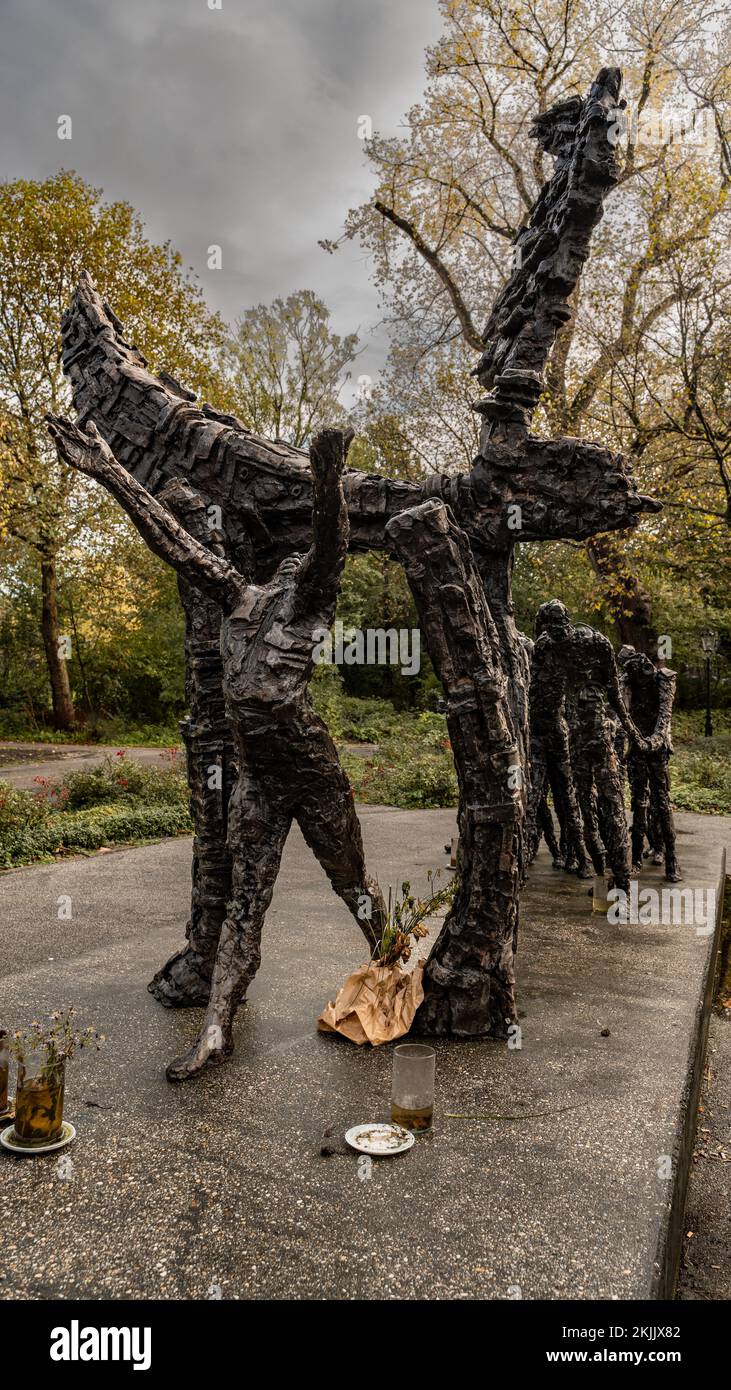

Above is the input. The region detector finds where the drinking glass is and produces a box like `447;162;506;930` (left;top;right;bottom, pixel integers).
391;1043;435;1133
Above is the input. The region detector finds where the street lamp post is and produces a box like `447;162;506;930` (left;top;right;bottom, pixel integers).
700;627;718;738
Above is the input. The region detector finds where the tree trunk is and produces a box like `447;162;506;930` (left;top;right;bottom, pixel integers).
39;549;75;731
387;500;522;1037
586;535;658;655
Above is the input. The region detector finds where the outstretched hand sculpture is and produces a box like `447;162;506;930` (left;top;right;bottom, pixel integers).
47;415;386;1079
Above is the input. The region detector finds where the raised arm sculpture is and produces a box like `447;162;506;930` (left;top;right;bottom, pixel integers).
54;63;663;1056
47;416;386;1078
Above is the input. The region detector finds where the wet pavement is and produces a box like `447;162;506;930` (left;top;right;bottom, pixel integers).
0;807;727;1300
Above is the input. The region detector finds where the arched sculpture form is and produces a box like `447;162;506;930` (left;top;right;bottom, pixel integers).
47;416;386;1078
54;64;662;1060
618;646;681;882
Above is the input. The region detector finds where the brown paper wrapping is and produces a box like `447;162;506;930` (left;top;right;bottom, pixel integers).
317;960;425;1045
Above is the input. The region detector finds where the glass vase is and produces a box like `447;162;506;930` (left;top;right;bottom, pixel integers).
14;1054;65;1146
0;1031;9;1117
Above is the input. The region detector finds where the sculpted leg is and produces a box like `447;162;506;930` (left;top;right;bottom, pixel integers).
166;774;291;1081
295;730;387;947
627;752;650;872
649;752;681;881
573;767;606;878
594;755;631;896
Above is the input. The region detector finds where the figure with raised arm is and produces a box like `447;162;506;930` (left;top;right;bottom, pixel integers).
47;416;386;1080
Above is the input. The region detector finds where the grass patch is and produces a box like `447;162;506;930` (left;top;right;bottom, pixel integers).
0;715;182;747
669;735;731;815
0;751;192;867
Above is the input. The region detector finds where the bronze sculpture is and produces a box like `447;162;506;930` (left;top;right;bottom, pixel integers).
46;416;386;1078
48;65;664;1067
618;646;681;882
532;602;651;897
526;601;591;879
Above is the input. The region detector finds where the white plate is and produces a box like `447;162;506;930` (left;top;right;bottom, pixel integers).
0;1121;76;1155
345;1122;415;1156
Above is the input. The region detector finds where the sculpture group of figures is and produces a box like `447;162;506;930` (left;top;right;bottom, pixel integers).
46;66;675;1079
525;600;680;896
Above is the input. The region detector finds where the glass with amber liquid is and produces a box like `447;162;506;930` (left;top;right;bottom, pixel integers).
391;1043;435;1133
0;1031;10;1117
14;1054;65;1145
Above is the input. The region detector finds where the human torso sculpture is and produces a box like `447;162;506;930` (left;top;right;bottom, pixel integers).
618;646;680;881
533;603;646;896
526;602;591;878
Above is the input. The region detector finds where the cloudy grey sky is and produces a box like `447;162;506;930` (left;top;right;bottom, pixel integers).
0;0;444;387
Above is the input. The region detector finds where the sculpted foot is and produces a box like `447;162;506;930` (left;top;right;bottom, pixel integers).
148;947;213;1009
166;1017;234;1082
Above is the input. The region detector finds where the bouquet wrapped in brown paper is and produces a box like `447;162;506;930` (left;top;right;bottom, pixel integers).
317;959;425;1046
317;872;453;1046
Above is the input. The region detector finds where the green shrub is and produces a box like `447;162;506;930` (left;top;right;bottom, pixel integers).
0;782;51;834
343;711;458;809
670;737;731;815
0;752;191;867
0;802;193;868
59;753;188;811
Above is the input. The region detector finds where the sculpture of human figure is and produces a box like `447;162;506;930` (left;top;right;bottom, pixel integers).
47;415;386;1080
617;645;681;882
526;602;591;878
535;602;647;898
147;479;238;1009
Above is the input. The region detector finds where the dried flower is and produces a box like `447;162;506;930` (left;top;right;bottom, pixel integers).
8;1007;104;1072
369;868;455;967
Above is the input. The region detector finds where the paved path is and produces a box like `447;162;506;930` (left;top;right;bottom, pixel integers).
0;740;376;789
0;742;174;788
0;809;728;1300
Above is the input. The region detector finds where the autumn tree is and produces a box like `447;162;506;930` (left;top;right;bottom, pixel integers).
0;171;227;728
336;0;731;652
220;289;358;447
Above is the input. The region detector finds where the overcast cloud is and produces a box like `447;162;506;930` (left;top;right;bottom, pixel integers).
0;0;444;388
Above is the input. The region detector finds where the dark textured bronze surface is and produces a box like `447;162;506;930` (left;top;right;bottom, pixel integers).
49;65;665;1060
619;646;681;881
47;418;385;1077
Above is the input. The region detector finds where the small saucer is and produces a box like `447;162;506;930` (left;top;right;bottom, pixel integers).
345;1122;415;1156
0;1121;76;1156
